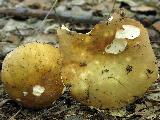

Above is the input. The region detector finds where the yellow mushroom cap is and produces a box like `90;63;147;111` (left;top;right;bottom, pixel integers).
57;12;158;109
1;42;64;109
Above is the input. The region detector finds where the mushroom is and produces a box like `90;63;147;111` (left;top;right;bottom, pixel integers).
1;42;64;109
57;12;158;109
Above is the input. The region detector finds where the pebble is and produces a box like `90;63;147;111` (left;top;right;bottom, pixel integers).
152;21;160;32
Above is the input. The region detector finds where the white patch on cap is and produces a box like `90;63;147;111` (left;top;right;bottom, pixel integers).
23;92;28;96
115;25;140;39
105;39;127;54
108;16;113;21
32;85;45;96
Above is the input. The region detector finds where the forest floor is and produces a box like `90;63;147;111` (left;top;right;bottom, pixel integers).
0;0;160;120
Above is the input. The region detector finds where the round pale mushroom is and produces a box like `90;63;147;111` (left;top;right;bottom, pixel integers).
57;12;158;109
1;42;64;109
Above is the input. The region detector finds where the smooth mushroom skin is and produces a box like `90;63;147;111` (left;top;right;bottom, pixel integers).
1;43;64;109
57;13;158;109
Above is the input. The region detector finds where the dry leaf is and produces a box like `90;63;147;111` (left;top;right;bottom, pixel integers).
147;93;160;102
2;19;32;32
131;5;155;12
71;0;85;6
22;33;58;46
11;0;52;9
117;0;138;7
56;6;93;20
109;108;127;117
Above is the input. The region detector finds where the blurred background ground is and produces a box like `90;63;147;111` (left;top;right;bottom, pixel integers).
0;0;160;120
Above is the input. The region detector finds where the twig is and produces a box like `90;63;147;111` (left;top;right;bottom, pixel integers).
147;89;160;93
0;7;102;24
53;106;78;115
33;105;78;120
104;0;117;20
38;0;58;30
15;27;24;41
8;108;22;120
111;0;116;13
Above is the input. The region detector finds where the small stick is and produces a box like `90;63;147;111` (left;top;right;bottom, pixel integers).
111;0;116;13
0;7;102;24
8;108;22;120
33;104;78;120
38;0;58;31
104;0;116;20
15;27;24;41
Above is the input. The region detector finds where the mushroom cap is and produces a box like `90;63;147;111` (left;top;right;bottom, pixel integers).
1;42;64;109
57;13;158;109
